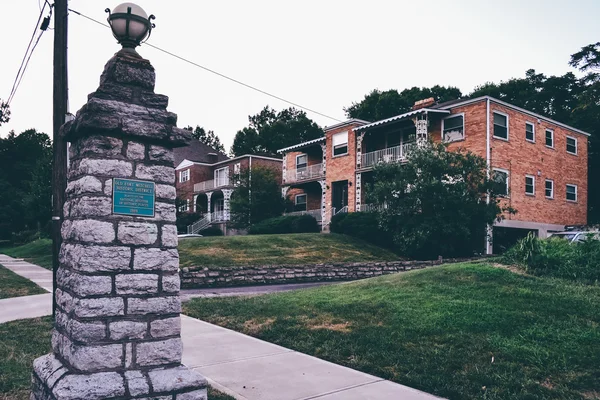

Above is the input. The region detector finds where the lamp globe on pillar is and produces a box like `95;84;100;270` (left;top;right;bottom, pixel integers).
106;3;155;52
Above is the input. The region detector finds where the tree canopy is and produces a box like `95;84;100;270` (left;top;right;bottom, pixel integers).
344;86;462;122
231;106;323;157
368;143;507;259
0;100;10;126
0;129;52;240
183;125;225;153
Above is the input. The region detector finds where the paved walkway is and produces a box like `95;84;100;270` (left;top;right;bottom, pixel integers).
0;254;53;292
181;282;336;301
0;254;442;400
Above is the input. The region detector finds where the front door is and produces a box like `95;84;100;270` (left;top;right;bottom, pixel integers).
332;180;348;213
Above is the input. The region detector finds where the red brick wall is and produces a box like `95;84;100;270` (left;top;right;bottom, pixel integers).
175;164;212;212
431;99;587;226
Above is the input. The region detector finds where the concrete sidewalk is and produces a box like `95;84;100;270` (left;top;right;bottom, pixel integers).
0;254;53;292
0;293;53;324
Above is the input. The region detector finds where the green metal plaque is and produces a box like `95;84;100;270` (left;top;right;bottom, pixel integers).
112;178;155;217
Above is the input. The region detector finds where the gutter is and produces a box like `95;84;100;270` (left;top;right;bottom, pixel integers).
486;98;492;255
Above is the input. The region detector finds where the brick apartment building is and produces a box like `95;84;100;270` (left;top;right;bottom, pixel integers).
278;96;589;253
174;140;282;234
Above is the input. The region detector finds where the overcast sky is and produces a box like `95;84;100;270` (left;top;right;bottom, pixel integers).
1;0;598;152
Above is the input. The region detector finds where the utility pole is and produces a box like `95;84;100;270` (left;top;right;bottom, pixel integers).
52;0;68;320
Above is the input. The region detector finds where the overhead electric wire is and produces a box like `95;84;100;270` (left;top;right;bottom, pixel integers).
10;30;48;105
7;1;49;105
68;8;343;123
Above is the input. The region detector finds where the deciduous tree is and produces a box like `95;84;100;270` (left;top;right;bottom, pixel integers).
183;125;225;153
0;100;10;126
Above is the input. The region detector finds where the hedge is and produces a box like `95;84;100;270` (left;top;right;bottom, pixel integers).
330;212;394;250
248;215;319;235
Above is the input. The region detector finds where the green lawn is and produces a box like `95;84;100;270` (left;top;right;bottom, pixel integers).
0;317;235;400
184;263;600;400
0;239;52;270
0;266;46;299
179;233;400;268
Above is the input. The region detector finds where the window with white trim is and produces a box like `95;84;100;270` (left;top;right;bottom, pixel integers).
525;122;535;142
545;129;554;148
442;114;464;142
566;184;577;202
295;194;307;211
525;175;535;196
179;169;190;183
492;169;509;197
545;179;554;199
178;199;189;212
296;154;308;169
332;131;348;156
215;167;229;187
493;112;509;140
566;136;577;155
234;163;241;174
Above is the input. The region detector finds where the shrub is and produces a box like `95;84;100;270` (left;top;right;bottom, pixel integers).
248;215;319;235
199;226;224;236
330;212;394;250
503;235;600;283
176;212;202;234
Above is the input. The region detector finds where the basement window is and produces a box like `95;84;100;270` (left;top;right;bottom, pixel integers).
332;131;348;156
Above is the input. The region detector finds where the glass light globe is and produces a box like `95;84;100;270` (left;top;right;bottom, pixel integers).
106;3;155;49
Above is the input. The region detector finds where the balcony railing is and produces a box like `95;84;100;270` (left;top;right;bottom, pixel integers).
194;177;232;193
361;143;416;168
286;163;324;183
286;209;322;222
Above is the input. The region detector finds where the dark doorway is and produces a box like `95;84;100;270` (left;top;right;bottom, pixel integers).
332;180;348;212
493;227;538;254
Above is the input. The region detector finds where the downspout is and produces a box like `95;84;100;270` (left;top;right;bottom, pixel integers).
486;98;492;255
249;156;252;227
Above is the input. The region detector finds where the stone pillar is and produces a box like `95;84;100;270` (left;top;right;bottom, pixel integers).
222;189;233;221
31;51;207;400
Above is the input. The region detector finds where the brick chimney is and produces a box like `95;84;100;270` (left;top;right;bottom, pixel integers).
412;97;436;111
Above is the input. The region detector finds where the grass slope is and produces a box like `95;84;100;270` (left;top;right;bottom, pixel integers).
184;263;600;400
0;318;235;400
0;266;46;300
179;233;399;268
0;239;52;270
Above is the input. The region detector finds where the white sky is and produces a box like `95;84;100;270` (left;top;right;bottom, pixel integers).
1;0;598;152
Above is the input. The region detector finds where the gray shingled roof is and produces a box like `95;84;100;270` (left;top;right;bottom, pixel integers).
174;140;229;166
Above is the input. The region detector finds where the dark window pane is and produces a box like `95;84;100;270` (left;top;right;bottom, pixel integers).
494;125;508;139
545;180;553;198
494;113;507;127
567;137;577;154
333;145;347;156
492;170;508;196
444;115;464;131
545;130;553;147
525;176;534;194
526;123;534;141
566;185;577;201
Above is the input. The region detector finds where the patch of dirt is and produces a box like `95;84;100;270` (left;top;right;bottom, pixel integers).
540;379;555;390
301;315;352;333
491;262;527;275
243;318;275;335
581;391;600;400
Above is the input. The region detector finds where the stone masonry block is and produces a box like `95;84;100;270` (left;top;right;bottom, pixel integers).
125;370;150;397
56;268;112;297
53;371;125;399
149;145;174;163
148;366;206;393
153;202;177;222
53;331;123;372
127;296;181;315
135;338;182;366
61;219;115;244
140;91;168;108
60;243;131;273
133;248;178;271
127;142;145;160
125;343;133;368
155;184;176;200
117;222;158;245
162;273;180;293
177;389;208;400
115;273;159;295
71;159;133;178
109;321;147;340
74;136;123;158
135;165;175;184
32;354;68;391
104;179;112;196
68;319;107;343
74;297;125;318
150;317;180;338
161;224;178;248
66;196;112;218
65;176;103;196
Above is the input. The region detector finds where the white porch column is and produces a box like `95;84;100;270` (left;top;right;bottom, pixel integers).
281;185;290;199
318;180;327;229
206;191;213;222
320;143;327;176
282;154;287;184
416;115;428;147
222;189;233;221
355;172;362;211
356;132;366;169
193;194;198;213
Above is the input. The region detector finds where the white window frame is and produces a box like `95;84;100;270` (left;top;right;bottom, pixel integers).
525;175;535;196
296;153;308;169
566;184;578;202
332;131;349;157
493;111;509;141
234;163;241;174
492;168;510;197
179;169;190;183
545;179;554;199
179;199;189;212
214;166;229;187
525;121;535;143
545;129;554;149
441;113;465;143
566;136;578;155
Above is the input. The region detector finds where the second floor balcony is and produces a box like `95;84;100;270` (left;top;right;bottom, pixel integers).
285;163;325;184
194;177;232;193
361;142;416;169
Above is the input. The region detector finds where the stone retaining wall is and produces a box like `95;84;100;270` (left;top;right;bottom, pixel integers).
181;257;480;288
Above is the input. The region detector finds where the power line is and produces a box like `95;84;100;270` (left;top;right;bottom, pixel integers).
68;8;343;123
9;30;48;105
7;2;49;105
